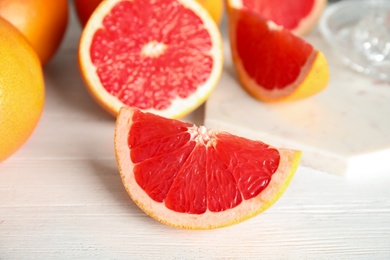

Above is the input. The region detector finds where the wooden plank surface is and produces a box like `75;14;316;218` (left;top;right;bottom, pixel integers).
1;2;390;259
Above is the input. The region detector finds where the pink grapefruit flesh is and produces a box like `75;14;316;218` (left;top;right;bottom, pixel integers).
79;0;223;118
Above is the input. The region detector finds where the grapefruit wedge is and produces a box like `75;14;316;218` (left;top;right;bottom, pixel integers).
227;0;327;36
115;107;301;229
78;0;223;118
227;7;329;102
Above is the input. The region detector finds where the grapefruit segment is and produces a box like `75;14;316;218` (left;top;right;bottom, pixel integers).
115;107;301;229
228;7;329;102
79;0;223;118
227;0;327;36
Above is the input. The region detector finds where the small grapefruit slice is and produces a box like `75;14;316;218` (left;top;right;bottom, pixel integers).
79;0;223;118
227;7;329;102
115;107;301;229
227;0;327;36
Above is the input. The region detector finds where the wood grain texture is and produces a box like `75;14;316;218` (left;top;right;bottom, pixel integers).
1;2;390;259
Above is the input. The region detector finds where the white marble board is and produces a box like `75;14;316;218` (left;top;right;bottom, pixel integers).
204;20;390;178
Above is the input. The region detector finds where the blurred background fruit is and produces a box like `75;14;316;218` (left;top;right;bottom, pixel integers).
0;0;69;66
196;0;224;24
0;17;45;162
226;0;327;36
74;0;224;26
74;0;101;26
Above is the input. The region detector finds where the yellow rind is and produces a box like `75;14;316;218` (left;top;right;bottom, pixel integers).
281;51;329;101
197;0;224;25
258;51;330;102
0;17;45;162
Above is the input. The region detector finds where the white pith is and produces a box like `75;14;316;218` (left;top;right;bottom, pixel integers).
267;20;283;31
188;125;216;146
227;0;243;8
141;40;167;58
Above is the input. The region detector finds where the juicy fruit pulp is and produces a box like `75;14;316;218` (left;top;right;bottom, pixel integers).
115;107;301;229
130;111;280;214
91;1;213;110
79;0;222;118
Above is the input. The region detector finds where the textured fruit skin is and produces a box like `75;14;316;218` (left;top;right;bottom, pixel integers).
0;0;69;65
74;0;223;25
0;17;45;162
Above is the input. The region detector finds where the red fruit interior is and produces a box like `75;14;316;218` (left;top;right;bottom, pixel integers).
90;0;213;110
234;10;314;90
74;0;102;26
242;0;314;30
129;110;281;214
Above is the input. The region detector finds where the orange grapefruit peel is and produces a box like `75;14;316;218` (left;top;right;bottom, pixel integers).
0;17;45;162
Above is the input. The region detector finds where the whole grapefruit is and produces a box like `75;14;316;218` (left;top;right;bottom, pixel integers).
0;0;69;65
0;17;45;162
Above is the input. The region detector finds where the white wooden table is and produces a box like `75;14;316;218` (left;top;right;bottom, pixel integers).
1;3;390;259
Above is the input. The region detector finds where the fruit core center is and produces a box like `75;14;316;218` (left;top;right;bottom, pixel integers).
141;40;167;58
266;20;283;31
190;125;215;145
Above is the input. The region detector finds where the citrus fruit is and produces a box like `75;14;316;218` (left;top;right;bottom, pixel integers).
0;0;69;65
0;17;45;162
115;107;301;229
227;7;329;102
74;0;224;26
74;0;102;26
193;0;224;24
79;0;223;118
227;0;327;36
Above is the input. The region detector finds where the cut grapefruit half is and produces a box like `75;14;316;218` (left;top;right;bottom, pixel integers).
227;0;327;36
78;0;223;118
227;7;329;102
115;107;301;229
